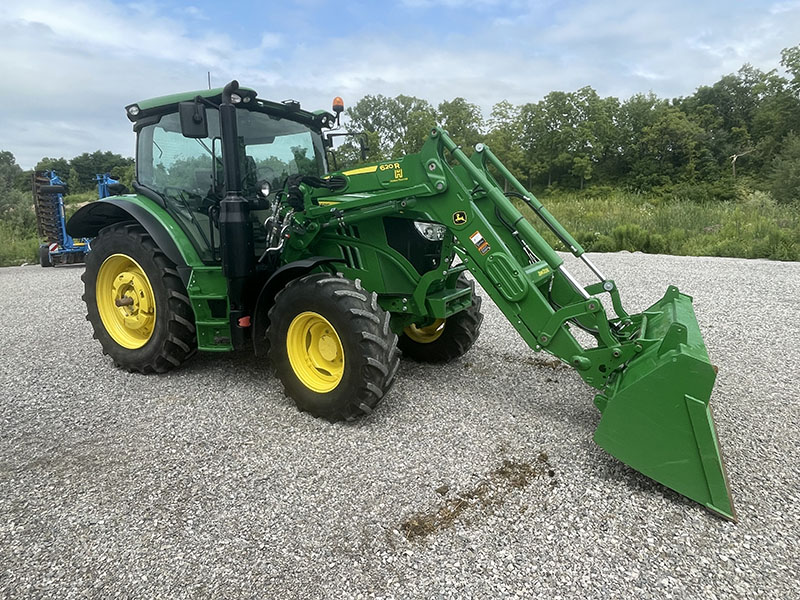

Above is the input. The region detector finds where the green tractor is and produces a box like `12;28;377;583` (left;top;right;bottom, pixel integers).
68;81;736;520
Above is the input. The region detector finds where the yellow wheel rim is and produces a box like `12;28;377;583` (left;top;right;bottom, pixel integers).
404;319;446;344
96;254;156;349
286;312;345;393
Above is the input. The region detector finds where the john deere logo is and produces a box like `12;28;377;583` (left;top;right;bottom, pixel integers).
453;211;467;225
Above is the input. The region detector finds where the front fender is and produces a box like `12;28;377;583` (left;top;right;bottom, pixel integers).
67;195;203;273
251;257;342;354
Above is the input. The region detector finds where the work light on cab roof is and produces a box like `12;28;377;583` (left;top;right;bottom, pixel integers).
328;96;344;127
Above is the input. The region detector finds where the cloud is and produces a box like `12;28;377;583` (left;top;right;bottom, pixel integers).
0;0;284;167
184;6;209;20
770;0;800;14
481;0;800;97
400;0;511;7
275;0;800;106
0;0;798;168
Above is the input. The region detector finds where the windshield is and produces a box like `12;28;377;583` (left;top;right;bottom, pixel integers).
236;109;325;192
136;106;326;260
137;108;325;196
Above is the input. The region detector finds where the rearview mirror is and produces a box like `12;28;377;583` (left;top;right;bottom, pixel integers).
179;101;208;138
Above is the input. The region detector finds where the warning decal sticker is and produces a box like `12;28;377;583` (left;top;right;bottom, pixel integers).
469;230;491;255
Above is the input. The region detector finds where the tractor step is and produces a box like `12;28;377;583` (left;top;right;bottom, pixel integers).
186;267;233;351
195;319;234;351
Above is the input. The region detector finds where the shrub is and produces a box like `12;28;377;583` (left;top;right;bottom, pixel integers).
0;221;38;266
0;187;36;232
63;191;96;206
770;133;800;204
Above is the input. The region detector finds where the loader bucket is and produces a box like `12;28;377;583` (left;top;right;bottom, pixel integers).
593;286;736;521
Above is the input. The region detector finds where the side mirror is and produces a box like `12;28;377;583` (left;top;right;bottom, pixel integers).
359;134;369;161
179;100;208;138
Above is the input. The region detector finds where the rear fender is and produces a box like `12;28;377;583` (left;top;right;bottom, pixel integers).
67;196;201;284
251;257;342;354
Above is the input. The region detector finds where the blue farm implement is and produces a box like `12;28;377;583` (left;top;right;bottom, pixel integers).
95;173;120;200
33;171;119;267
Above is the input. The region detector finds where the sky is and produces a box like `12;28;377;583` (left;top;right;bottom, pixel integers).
1;0;798;169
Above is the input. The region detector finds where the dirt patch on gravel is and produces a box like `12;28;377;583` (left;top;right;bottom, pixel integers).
400;453;556;540
464;353;569;376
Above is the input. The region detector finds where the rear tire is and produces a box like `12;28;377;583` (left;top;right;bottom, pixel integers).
267;273;400;422
398;274;483;363
39;245;52;268
82;222;197;373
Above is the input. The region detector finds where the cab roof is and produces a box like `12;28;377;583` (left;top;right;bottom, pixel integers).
125;86;335;129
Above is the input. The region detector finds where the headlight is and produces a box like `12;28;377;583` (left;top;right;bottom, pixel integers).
258;180;271;197
127;105;140;116
413;221;447;241
230;93;242;104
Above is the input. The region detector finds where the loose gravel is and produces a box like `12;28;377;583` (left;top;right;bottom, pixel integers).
1;253;798;599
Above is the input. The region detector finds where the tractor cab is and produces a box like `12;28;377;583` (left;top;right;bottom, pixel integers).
128;86;333;261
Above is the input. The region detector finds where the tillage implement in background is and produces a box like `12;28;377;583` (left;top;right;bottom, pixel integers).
33;171;120;266
67;81;736;521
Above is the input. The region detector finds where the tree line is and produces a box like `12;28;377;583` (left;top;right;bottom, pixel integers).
2;150;134;195
338;45;800;204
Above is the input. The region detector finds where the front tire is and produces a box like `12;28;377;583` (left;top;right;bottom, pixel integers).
398;274;483;363
82;222;197;373
267;273;400;422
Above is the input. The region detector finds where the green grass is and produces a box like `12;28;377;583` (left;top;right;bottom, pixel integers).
0;222;39;266
63;191;97;207
1;188;798;267
515;189;800;261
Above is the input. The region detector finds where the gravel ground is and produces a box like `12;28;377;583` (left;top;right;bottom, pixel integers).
1;252;798;599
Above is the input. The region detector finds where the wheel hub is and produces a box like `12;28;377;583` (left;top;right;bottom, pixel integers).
317;332;339;362
111;270;154;331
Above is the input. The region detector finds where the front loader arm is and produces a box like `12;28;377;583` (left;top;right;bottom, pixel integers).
295;127;736;521
413;129;629;390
